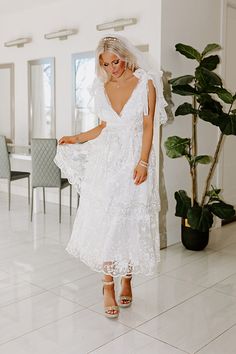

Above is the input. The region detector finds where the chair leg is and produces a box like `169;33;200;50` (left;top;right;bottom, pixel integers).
43;188;46;214
8;180;11;211
59;188;61;223
31;188;34;221
69;185;72;216
28;176;30;205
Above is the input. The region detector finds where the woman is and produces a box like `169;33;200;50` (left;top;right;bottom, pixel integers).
54;35;167;319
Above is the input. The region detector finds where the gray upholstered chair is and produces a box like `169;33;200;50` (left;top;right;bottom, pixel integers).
0;135;30;210
30;138;72;223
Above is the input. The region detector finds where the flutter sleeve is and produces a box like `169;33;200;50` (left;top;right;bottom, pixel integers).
146;70;168;126
134;68;168;126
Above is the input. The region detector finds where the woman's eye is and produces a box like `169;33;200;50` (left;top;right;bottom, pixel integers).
103;63;109;67
114;60;119;64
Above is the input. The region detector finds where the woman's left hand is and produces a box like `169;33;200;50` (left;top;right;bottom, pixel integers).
133;162;148;185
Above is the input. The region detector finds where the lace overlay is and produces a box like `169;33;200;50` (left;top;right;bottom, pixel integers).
54;68;167;277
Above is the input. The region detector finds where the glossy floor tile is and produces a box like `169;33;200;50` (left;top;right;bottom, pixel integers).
0;281;44;308
0;193;236;353
166;250;236;287
212;272;236;297
0;291;82;345
196;323;236;354
138;288;236;353
89;330;187;354
0;309;130;354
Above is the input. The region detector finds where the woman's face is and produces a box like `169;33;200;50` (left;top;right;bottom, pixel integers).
100;52;126;78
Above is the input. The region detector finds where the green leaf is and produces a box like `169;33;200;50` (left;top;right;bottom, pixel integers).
175;43;201;61
214;88;234;104
210;202;235;219
200;55;220;71
202;43;221;57
164;136;190;158
209;197;222;202
175;103;198;116
193;155;212;165
172;85;196;96
207;187;221;202
198;94;223;114
219;113;236;135
174;190;191;218
169;75;195;86
199;109;221;127
206;188;221;197
187;205;214;232
195;67;222;88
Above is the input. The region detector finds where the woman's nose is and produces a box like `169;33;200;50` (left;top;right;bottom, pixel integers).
109;66;115;74
106;65;112;72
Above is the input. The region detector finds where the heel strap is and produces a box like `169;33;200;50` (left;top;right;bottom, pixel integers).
102;280;114;285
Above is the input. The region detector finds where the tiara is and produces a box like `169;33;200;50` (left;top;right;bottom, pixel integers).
103;36;119;42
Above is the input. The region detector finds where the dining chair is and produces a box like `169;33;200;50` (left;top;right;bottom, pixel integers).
0;135;30;210
30;138;72;223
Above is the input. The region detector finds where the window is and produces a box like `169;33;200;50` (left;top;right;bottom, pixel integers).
28;58;55;143
72;52;97;134
0;63;15;142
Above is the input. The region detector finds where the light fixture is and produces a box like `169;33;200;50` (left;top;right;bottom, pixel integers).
96;18;137;32
4;37;32;48
44;28;78;40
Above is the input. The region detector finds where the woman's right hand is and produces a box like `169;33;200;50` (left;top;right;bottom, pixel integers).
58;135;78;145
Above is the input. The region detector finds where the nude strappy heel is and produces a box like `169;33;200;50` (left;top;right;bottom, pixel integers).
119;274;133;308
102;280;120;319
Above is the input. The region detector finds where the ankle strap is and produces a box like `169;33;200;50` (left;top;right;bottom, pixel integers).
102;280;114;285
123;274;132;279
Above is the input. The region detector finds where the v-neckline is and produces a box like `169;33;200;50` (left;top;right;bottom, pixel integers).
103;73;141;118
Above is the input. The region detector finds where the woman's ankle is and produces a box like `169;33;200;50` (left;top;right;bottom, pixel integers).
103;274;113;283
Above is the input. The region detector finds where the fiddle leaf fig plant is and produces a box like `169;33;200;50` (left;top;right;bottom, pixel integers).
165;43;236;232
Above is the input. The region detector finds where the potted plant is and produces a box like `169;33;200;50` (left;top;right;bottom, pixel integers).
164;43;236;251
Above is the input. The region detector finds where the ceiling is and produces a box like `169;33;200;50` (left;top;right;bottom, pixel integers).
0;0;62;14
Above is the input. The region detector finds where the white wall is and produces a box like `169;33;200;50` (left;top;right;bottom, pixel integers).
0;0;163;213
161;0;223;245
0;0;162;145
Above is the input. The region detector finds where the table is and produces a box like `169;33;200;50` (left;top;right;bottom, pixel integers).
7;144;31;160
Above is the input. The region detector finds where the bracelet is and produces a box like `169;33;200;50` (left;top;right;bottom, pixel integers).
139;160;149;168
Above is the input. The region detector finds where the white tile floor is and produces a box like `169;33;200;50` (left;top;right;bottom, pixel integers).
0;193;236;354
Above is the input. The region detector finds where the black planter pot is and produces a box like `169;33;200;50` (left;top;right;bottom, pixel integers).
181;218;209;251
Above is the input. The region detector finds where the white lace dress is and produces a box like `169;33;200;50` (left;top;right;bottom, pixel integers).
54;68;167;277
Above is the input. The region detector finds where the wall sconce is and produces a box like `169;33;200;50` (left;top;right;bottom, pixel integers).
44;29;78;40
4;37;32;48
96;18;137;31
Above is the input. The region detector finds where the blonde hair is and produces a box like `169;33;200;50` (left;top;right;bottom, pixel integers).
95;36;139;82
